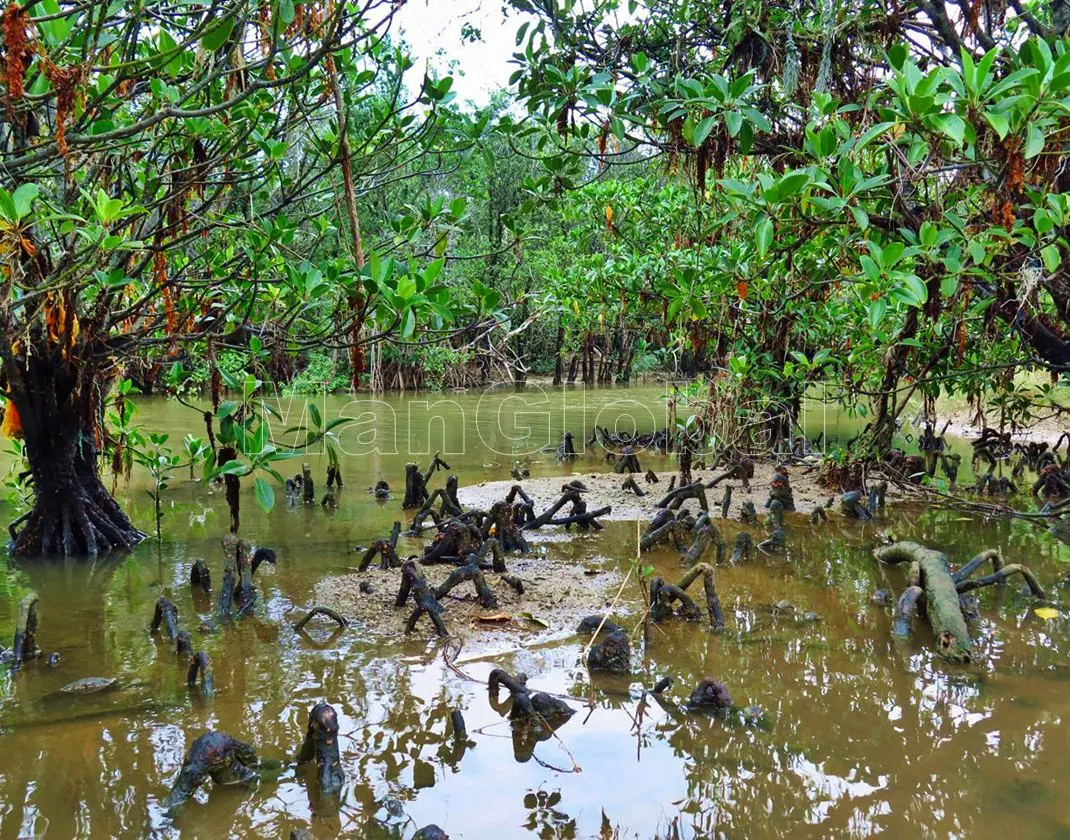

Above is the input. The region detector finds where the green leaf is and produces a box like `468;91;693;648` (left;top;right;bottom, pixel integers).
853;121;896;153
868;297;886;329
1041;244;1061;273
931;113;965;144
984;111;1010;140
898;275;928;307
1023;124;1045;159
254;477;275;512
308;402;323;429
693;116;716;146
777;171;809;199
860;255;880;281
755;217;773;259
12;184;39;219
850;205;869;230
201;15;235;51
724;111;742;139
217;400;240;420
401;307;416;338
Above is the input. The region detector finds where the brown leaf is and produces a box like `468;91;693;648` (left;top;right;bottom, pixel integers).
475;613;511;623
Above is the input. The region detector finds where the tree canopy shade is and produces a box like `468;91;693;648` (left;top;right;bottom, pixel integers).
0;0;484;557
505;0;1070;449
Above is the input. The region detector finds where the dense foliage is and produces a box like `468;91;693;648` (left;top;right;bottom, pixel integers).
3;0;1070;556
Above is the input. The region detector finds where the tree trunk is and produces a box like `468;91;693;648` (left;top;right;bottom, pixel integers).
552;326;564;386
7;359;143;558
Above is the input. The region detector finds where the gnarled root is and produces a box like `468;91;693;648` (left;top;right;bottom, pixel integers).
162;731;260;811
687;677;732;712
706;458;754;491
612;448;642;474
680;517;725;566
190;559;211;594
893;586;925;637
403;463;429;509
358;521;401;572
187;651;215;696
10;592;40;668
296;701;344;796
730;532;753;564
586;629;630;674
651;563;724;631
434;562;499;610
639;510;690;552
875;541;972;662
956;563;1047;600
485;500;529;553
151;597;179;641
488;668;574;722
655;480;709;512
292;606;349;632
521;486;610;531
397;560;448;637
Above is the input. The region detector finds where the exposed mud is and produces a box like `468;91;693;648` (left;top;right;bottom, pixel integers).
312;531;628;644
943;410;1068;446
457;462;865;521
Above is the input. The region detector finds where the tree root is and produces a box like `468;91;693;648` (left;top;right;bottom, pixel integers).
706;458;754;491
587;629;630;673
655;480;708;512
292;606;349;631
187;651;215;695
680;516;725;566
10;593;40;668
397;560;448;637
190;559;211;594
162;731;261;811
151;597;180;641
358;521;402;571
295;701;344;796
434;560;499;610
612;448;642;474
875;541;973;662
651;563;724;631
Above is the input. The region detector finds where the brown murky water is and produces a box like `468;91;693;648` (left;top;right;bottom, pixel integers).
0;386;1067;839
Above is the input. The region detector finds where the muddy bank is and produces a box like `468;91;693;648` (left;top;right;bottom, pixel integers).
312;530;627;643
943;408;1068;446
457;462;858;522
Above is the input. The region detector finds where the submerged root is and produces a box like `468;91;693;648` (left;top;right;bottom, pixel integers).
296;701;344;796
187;651;215;696
150;597;180;642
162;731;261;811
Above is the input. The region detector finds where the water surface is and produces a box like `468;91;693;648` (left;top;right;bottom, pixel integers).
0;387;1066;839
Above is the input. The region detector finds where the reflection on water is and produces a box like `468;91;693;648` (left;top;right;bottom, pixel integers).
0;387;1067;838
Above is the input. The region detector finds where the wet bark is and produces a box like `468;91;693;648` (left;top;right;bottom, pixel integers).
6;358;144;558
295;701;344;796
875;541;972;662
10;592;39;667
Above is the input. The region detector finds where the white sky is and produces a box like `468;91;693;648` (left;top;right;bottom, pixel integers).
393;1;528;106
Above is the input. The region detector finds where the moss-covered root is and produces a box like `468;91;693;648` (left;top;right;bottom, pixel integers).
875;541;972;662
